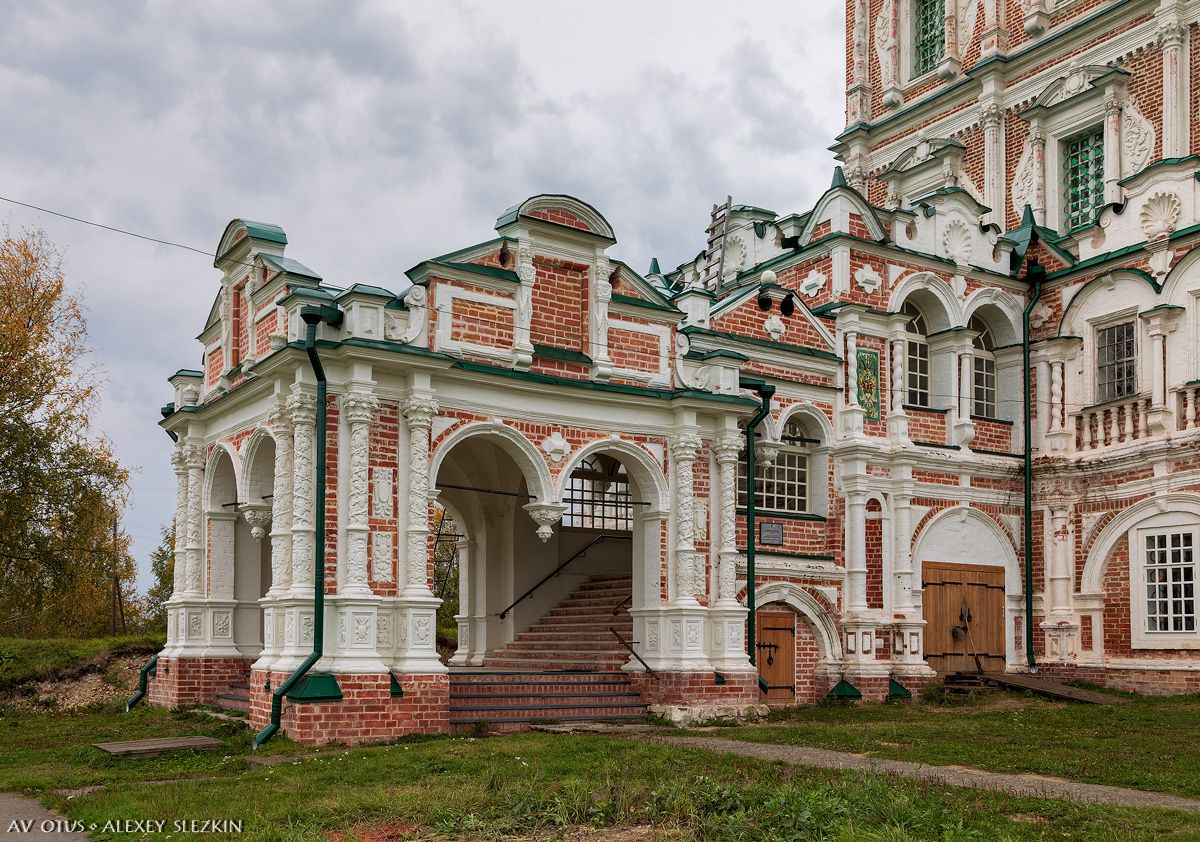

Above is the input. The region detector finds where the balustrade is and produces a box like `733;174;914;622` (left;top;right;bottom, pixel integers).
1072;395;1151;451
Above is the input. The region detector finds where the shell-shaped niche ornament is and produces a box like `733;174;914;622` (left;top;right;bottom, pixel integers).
1140;192;1182;242
942;219;973;267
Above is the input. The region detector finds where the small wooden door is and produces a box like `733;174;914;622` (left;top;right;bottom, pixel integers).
922;561;1006;675
756;610;796;702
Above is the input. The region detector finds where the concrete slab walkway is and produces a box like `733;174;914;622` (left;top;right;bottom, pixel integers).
648;735;1200;813
0;793;89;840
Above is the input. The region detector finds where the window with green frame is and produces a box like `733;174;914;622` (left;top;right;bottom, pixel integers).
1063;126;1105;230
913;0;945;77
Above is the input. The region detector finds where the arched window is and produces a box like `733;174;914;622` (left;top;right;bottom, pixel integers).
969;315;997;419
563;454;632;531
737;420;812;514
903;301;930;408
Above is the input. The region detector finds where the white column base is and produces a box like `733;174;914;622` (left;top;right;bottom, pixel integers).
252;599;287;672
630;605;713;672
1041;619;1080;663
841;618;880;666
191;600;242;659
889;618;929;672
382;593;448;675
707;602;755;673
269;597;318;673
320;596;389;674
449;614;488;667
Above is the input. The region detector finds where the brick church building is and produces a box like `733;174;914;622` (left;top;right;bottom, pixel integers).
147;0;1200;743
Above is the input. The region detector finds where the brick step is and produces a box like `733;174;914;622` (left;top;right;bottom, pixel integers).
450;703;647;719
450;670;629;684
500;640;631;654
450;713;647;732
486;658;629;671
451;681;634;695
546;605;633;618
215;691;249;713
451;693;642;709
515;631;630;643
517;622;633;634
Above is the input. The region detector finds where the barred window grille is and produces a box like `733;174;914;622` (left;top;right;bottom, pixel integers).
1096;321;1136;403
970;316;997;419
1145;532;1196;633
563;454;632;531
1063;126;1105;230
737;420;810;513
913;0;945;77
903;301;930;407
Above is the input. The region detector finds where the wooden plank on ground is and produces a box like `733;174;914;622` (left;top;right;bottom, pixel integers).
982;673;1131;705
93;736;223;758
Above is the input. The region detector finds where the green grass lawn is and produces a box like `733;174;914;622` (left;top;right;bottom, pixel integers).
2;704;1199;840
694;693;1200;798
0;636;162;690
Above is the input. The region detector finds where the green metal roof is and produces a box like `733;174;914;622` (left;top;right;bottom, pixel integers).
260;253;321;281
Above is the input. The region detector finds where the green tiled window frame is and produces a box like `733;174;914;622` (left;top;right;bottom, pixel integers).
913;0;945;77
1063;126;1105;230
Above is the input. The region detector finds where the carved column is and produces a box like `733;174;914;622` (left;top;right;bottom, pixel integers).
267;408;293;595
878;0;902;110
892;491;915;615
184;443;206;596
1103;94;1123;204
1041;506;1078;662
888;333;909;439
171;445;189;596
1029;125;1047;226
1159;19;1189;158
713;435;741;604
939;0;961;79
846;0;873;124
845;492;869;615
342;389;378;597
670;432;703;604
980;0;1008;55
288;390;317;595
403;394;438;595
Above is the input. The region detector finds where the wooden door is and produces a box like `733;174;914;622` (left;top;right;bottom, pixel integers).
756;610;796;702
922;561;1006;675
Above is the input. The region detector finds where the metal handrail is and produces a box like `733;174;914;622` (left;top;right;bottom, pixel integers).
609;627;656;678
497;533;631;619
610;593;632;616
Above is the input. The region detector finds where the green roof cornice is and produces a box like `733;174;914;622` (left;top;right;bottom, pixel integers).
171;369;203;379
260;253;321;281
1117;155;1200;187
681;325;840;362
406;259;520;285
610;292;681;314
533;344;592;365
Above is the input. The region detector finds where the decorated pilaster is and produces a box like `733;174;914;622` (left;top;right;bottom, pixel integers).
980;0;1008;55
938;0;961;80
1140;306;1182;434
342;389;378;597
887;314;909;439
1103;92;1124;205
386;391;446;675
980;102;1005;228
1041;507;1078;663
846;0;872;125
1158;13;1189;158
589;253;614;381
513;241;535;371
670;432;703;604
877;0;902;110
256;401;294;671
164;444;189;656
709;432;751;672
276;388;317;670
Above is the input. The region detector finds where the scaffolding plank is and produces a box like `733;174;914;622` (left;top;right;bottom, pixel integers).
982;673;1131;705
93;736;223;758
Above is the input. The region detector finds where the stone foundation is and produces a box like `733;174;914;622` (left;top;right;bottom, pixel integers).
248;670;450;745
1034;663;1200;696
147;655;252;708
629;670;762;724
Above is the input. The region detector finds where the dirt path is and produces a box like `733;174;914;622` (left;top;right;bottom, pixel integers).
647;735;1200;813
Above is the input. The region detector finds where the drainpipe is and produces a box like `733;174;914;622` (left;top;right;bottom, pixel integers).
1021;258;1045;673
254;304;343;748
739;378;775;670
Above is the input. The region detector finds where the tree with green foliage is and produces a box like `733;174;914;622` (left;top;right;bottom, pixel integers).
0;226;133;637
142;525;174;632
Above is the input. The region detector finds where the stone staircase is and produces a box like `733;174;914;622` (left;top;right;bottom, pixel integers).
215;678;250;715
484;573;635;671
449;573;647;730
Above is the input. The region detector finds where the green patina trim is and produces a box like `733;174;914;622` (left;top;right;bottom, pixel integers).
913;440;961;450
971;448;1023;459
429;236;517;265
171;369;203;379
533;344;593;365
259;253;321;281
828;679;862;700
411;260;521;285
698;348;750;362
732;203;778;217
1141;303;1185;314
888;678;912;700
286;673;343;703
608;259;678;309
904;403;950;414
389;673;404;698
1117;156;1200;187
970;414;1014;425
610;292;681;314
681;326;841;363
336;283;398;301
736;509;827;523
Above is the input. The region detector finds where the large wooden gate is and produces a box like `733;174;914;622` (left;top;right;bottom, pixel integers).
756;609;796;703
922;561;1006;675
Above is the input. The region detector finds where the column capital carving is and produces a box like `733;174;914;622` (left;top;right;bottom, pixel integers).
670;432;703;460
403;394;438;425
713;434;742;463
183;442;207;470
289;390;318;424
978;101;1003;129
171;444;188;473
1158;18;1187;49
342;390;379;425
240;505;272;540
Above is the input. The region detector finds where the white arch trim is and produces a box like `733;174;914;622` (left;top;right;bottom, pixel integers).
912;505;1021;594
204;442;240;511
239;427;279;503
963;287;1024;345
1158;243;1200;305
888;271;964;329
1080;493;1200;594
1060;270;1158;336
428;419;554;503
755;581;843;662
775;401;835;444
554;437;669;511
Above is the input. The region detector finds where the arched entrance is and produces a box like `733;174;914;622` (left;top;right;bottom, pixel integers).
430;426;665;671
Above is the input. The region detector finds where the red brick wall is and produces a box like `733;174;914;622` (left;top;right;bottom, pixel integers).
971;417;1013;452
450;298;514;348
528;208;592;233
368;400;400;596
148;656;252;708
531;257;587;351
1122;46;1164;162
608;325;661;373
866;498;884;610
907;407;948;445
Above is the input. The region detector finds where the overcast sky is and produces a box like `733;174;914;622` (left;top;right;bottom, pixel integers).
0;0;844;590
